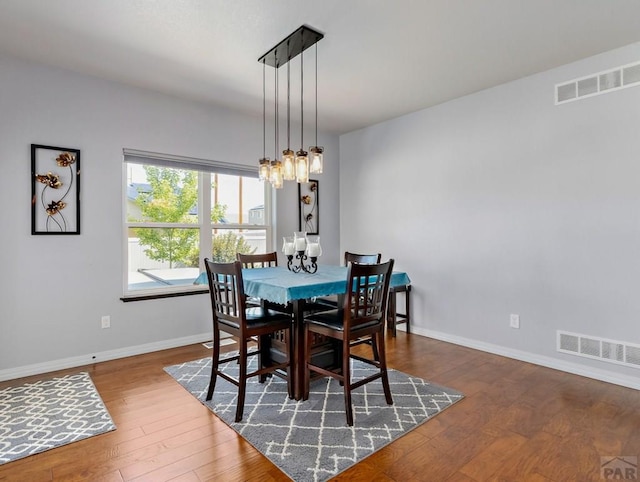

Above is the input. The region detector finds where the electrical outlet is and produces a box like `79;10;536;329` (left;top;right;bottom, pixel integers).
510;314;520;329
101;315;111;329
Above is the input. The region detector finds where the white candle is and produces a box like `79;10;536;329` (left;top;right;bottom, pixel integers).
307;244;320;257
295;237;307;252
282;236;295;255
284;242;295;256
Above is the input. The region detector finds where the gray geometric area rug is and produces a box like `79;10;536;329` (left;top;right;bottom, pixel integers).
0;372;116;465
165;356;464;482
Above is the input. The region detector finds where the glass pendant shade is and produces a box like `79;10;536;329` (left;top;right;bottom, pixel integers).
270;160;283;189
309;146;324;174
258;158;270;181
295;149;309;183
282;149;295;180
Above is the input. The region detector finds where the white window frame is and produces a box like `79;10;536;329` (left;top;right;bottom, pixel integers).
122;149;273;299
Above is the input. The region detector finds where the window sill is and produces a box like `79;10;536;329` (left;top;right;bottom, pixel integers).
120;288;208;302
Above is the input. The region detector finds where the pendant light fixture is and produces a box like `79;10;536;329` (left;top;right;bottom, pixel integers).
309;43;324;174
258;26;324;187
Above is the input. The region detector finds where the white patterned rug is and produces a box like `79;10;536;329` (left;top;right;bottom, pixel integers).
165;356;463;482
0;372;116;465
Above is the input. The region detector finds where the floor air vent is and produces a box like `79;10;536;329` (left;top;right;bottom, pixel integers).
202;339;236;349
557;331;640;369
555;60;640;105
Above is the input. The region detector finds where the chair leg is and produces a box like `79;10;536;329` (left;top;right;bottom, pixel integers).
206;329;220;401
235;340;248;422
405;286;411;334
388;286;411;336
376;331;393;406
342;340;354;426
370;332;380;361
388;290;397;337
303;327;311;401
258;334;269;383
286;326;294;400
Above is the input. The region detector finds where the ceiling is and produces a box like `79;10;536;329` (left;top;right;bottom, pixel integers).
2;0;640;135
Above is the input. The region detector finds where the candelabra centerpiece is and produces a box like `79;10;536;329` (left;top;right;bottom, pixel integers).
283;231;321;273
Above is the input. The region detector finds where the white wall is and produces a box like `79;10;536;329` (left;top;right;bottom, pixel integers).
0;54;340;378
340;42;640;387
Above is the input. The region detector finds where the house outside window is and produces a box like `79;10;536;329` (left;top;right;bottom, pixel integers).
123;149;271;298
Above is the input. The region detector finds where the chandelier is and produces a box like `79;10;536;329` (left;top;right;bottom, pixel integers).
258;26;324;189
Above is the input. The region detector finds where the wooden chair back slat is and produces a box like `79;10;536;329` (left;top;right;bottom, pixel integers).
344;251;381;266
237;252;278;268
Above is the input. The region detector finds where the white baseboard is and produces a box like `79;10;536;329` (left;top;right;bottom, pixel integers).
0;333;212;383
5;328;638;390
414;327;640;390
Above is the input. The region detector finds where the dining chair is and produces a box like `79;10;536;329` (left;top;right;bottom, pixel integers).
345;251;410;338
317;251;382;309
236;250;298;383
388;283;411;336
237;251;278;269
303;259;395;426
237;252;279;308
204;259;293;422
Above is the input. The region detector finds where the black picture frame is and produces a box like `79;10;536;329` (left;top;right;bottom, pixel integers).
298;179;319;234
31;144;81;235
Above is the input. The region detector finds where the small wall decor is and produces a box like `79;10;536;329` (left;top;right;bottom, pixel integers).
31;144;81;235
298;179;319;234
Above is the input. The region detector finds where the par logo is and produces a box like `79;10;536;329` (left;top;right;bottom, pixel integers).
601;456;637;480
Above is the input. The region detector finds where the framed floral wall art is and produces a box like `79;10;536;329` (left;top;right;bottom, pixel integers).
298;179;319;234
31;144;81;235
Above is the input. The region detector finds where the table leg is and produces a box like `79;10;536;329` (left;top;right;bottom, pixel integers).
291;299;306;400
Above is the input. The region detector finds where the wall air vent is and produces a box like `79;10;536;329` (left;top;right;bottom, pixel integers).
557;331;640;369
555;60;640;105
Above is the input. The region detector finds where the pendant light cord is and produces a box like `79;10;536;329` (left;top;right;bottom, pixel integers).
275;61;279;157
300;49;304;148
315;43;318;146
287;58;291;150
262;60;266;158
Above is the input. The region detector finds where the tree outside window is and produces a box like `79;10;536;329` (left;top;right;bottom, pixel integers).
131;166;255;268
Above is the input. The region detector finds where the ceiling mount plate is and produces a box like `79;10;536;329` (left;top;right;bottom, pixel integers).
258;25;324;68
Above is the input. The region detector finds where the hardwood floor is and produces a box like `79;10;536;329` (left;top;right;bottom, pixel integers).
1;333;638;481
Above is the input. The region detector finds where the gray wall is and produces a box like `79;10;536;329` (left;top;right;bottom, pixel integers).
0;53;340;378
340;42;640;387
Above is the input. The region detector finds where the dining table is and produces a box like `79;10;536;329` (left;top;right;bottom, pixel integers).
198;264;411;400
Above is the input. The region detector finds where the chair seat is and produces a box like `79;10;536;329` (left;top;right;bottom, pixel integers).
218;307;291;331
246;307;291;322
306;309;380;332
258;299;334;316
304;298;338;313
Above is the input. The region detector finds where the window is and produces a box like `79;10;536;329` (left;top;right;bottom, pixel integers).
123;150;271;298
